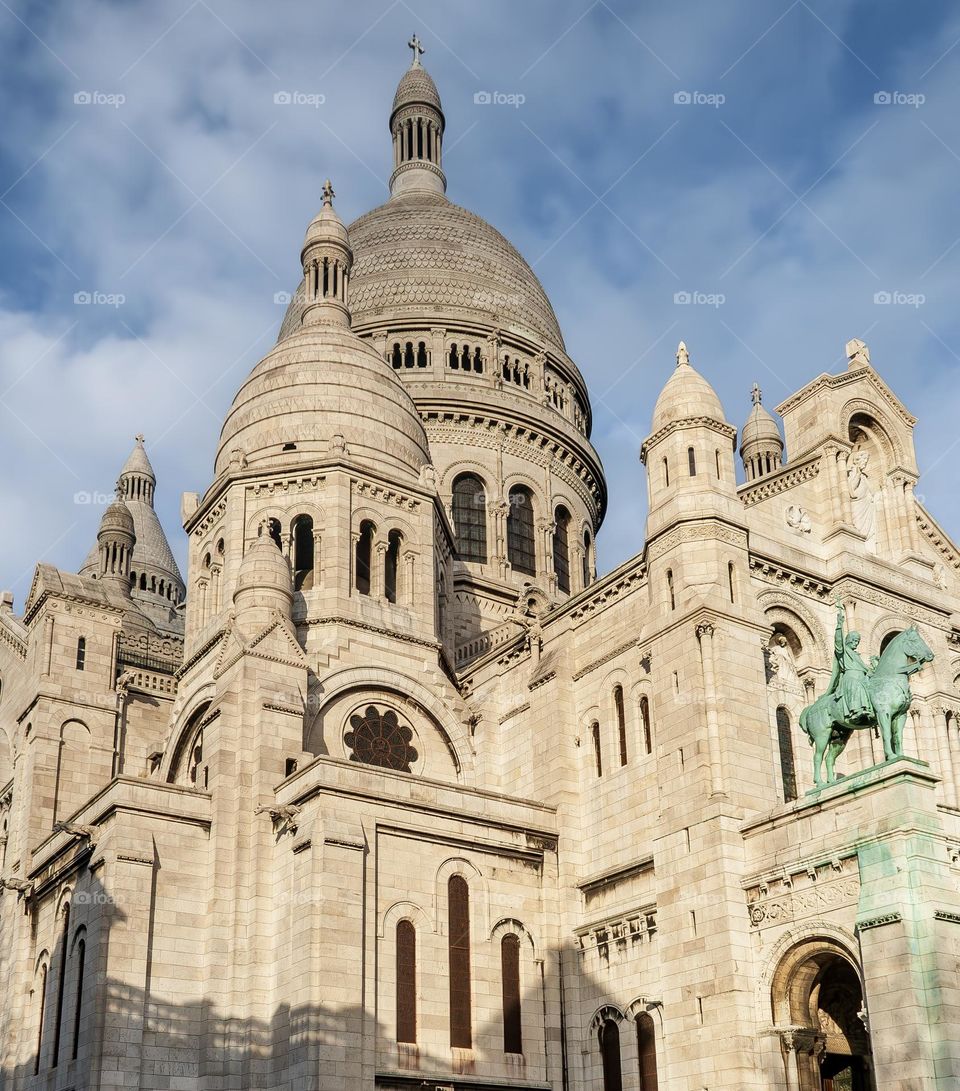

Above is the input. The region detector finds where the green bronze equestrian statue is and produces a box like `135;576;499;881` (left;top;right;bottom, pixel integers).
799;602;934;787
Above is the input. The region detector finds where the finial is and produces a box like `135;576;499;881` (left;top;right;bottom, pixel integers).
321;179;334;207
845;338;870;369
751;383;762;406
676;341;689;367
408;33;424;67
135;433;145;445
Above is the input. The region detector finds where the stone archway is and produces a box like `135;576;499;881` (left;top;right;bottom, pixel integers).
772;939;874;1091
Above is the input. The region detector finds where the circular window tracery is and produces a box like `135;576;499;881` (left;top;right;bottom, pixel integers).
344;705;418;772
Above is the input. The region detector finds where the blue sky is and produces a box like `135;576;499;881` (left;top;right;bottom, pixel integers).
0;0;958;601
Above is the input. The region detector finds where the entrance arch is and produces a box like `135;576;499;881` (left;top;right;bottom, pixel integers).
771;938;874;1091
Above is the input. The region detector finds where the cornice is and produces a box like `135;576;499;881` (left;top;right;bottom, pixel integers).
739;453;821;506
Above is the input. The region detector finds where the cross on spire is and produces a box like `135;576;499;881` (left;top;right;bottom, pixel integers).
751;383;762;406
322;179;335;207
676;341;690;367
135;433;145;444
408;33;424;67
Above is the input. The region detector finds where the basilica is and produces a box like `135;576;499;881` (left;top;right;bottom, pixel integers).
1;40;959;1091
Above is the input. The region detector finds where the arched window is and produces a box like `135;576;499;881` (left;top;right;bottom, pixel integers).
636;1012;658;1091
662;458;669;487
591;721;603;777
52;904;70;1066
449;343;460;369
385;529;402;604
292;515;314;591
75;637;86;671
614;685;627;766
452;474;487;563
879;630;902;656
776;706;797;802
404;341;414;368
396;920;417;1044
599;1019;623;1091
416;341;428;367
34;963;48;1075
507;486;536;576
583;530;592;586
639;696;653;755
553;506;571;593
139;572;147;590
728;562;736;604
666;570;675;611
71;938;85;1060
355;521;374;595
391;343;402;369
688;446;697;476
448;876;472;1048
715;449;721;479
501;933;522;1053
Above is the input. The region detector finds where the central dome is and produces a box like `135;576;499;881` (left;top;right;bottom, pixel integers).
278;191;566;351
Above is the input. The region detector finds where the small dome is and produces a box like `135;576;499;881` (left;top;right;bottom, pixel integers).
216;325;430;482
740;396;782;453
235;533;292;599
302;180;350;252
391;63;443;121
651;342;726;433
98;499;135;539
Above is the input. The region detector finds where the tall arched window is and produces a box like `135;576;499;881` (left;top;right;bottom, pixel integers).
501;933;522;1053
355;521;374;595
266;518;282;550
553;506;571;592
582;529;592;587
666;570;676;610
614;685;628;766
448;876;472;1048
51;903;70;1066
728;562;736;603
688;446;697;476
452;474;487;563
507;486;536;576
662;458;669;487
72;937;85;1060
715;448;722;479
640;696;653;755
396;920;417;1044
292;515;314;591
636;1012;658;1091
776;706;797;802
599;1019;623;1091
385;529;402;604
591;721;603;777
75;637;86;671
34;963;48;1074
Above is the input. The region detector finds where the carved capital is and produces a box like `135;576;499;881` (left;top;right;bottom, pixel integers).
696;622;715;641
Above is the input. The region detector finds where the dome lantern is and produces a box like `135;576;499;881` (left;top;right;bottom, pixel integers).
300;179;352;329
739;383;785;481
389;35;446;198
96;488;136;588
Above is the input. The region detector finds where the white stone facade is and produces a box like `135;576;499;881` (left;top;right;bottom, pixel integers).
1;47;959;1091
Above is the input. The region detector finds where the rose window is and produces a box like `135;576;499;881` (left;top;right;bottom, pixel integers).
344;706;418;772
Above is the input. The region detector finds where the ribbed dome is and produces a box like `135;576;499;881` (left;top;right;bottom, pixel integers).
651;343;726;432
216;325;430;481
303;180;350;251
277;193;565;350
99;499;135;538
740;400;782;450
392;64;442;118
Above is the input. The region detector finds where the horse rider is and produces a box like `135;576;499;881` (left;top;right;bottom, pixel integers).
826;603;874;724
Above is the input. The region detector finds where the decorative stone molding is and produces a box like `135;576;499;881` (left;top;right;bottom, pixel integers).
750;557;831;600
571;635;643;682
647;519;748;561
856;912;902;931
575;904;658;960
745;855;859;929
740;455;822;507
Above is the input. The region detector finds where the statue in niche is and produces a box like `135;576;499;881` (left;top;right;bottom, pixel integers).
847;443;876;547
768;633;801;690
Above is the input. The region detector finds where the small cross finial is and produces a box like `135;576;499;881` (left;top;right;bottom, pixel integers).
135;433;144;444
751;383;761;406
676;341;689;367
408;33;424;66
322;179;334;207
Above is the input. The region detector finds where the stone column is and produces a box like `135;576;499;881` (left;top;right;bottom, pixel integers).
945;706;960;808
778;1030;802;1091
537;518;556;591
933;705;957;808
824;443;853;528
696;622;726;799
492;500;509;578
903;478;922;552
312;529;322;588
374;542;387;602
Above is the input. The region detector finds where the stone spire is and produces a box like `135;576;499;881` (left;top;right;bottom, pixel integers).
389;36;446;198
739;383;784;481
300;179;352;328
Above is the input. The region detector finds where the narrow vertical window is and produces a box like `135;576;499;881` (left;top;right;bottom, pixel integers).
614;685;627;766
640;696;653;755
385;529;402;604
582;530;592;587
501;933;522;1053
688;446;697;476
727;562;736;603
591;721;602;777
715;449;721;479
355;521;374;595
75;638;85;671
396;920;417;1044
553;506;571;593
448;876;472;1048
71;939;85;1060
662;458;669;487
507;486;536;576
34;964;48;1074
52;904;70;1066
599;1019;623;1091
776;706;797;803
292;515;315;591
666;570;675;611
452;474;487;563
636;1012;658;1091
